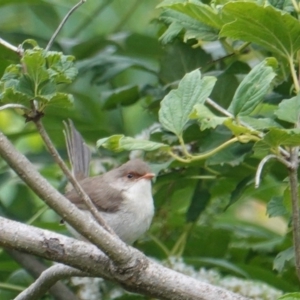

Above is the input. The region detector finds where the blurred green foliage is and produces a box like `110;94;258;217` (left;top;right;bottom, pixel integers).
0;0;299;299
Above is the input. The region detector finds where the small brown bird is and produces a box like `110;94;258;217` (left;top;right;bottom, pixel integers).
64;121;155;244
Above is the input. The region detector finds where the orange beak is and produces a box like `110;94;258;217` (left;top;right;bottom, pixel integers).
140;173;155;180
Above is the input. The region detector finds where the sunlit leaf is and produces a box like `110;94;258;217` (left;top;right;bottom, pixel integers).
97;135;169;152
191;104;227;130
223;119;258;136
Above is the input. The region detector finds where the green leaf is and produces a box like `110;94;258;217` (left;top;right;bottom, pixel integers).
46;52;77;84
159;9;218;43
223;119;258;136
0;86;32;105
191;104;227;130
21;48;49;90
275;94;300;124
273;247;294;272
159;22;183;44
159;1;223;29
239;116;280;130
267;196;288;218
186;184;210;222
228;58;277;116
102;85;140;110
44;93;74;109
278;292;300;300
220;2;300;58
158;70;216;137
97;135;169;152
263;128;300;147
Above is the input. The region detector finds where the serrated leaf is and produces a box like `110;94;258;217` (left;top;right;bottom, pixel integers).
158;70;216;137
263;128;300;147
46;52;77;84
273;247;294;272
21;48;49;88
275;94;300;124
45;93;74;109
159;1;223;29
102;85;140;110
220;2;300;58
0;86;32;105
267;196;288;218
228;58;277;116
1;64;22;81
159;10;218;43
192;104;227;130
97;135;169;152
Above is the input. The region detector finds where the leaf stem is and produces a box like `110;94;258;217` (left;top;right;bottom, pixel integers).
289;56;300;93
46;0;86;51
178;135;193;158
255;154;291;188
169;135;259;163
206;97;290;159
0;283;25;292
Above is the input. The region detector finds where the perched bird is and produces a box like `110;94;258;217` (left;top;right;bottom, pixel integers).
63;121;155;244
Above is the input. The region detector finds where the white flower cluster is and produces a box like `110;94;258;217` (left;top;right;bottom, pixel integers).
166;257;283;300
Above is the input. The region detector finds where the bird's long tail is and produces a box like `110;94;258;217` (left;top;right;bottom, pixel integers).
63;120;91;181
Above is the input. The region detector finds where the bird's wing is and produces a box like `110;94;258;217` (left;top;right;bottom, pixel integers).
65;176;122;212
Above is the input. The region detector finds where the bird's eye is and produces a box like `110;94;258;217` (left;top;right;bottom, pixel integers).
127;173;134;179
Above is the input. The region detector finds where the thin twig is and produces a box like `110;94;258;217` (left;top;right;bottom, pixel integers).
205;97;291;158
206;97;233;118
289;147;300;281
15;264;88;300
45;0;86;51
34;119;116;236
255;154;291;188
0;37;22;54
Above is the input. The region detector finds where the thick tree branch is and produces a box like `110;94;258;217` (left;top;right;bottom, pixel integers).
0;129;133;265
289;147;300;281
0;130;248;299
0;217;248;300
7;249;79;300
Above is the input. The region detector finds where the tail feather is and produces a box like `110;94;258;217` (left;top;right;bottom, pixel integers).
63;120;91;180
